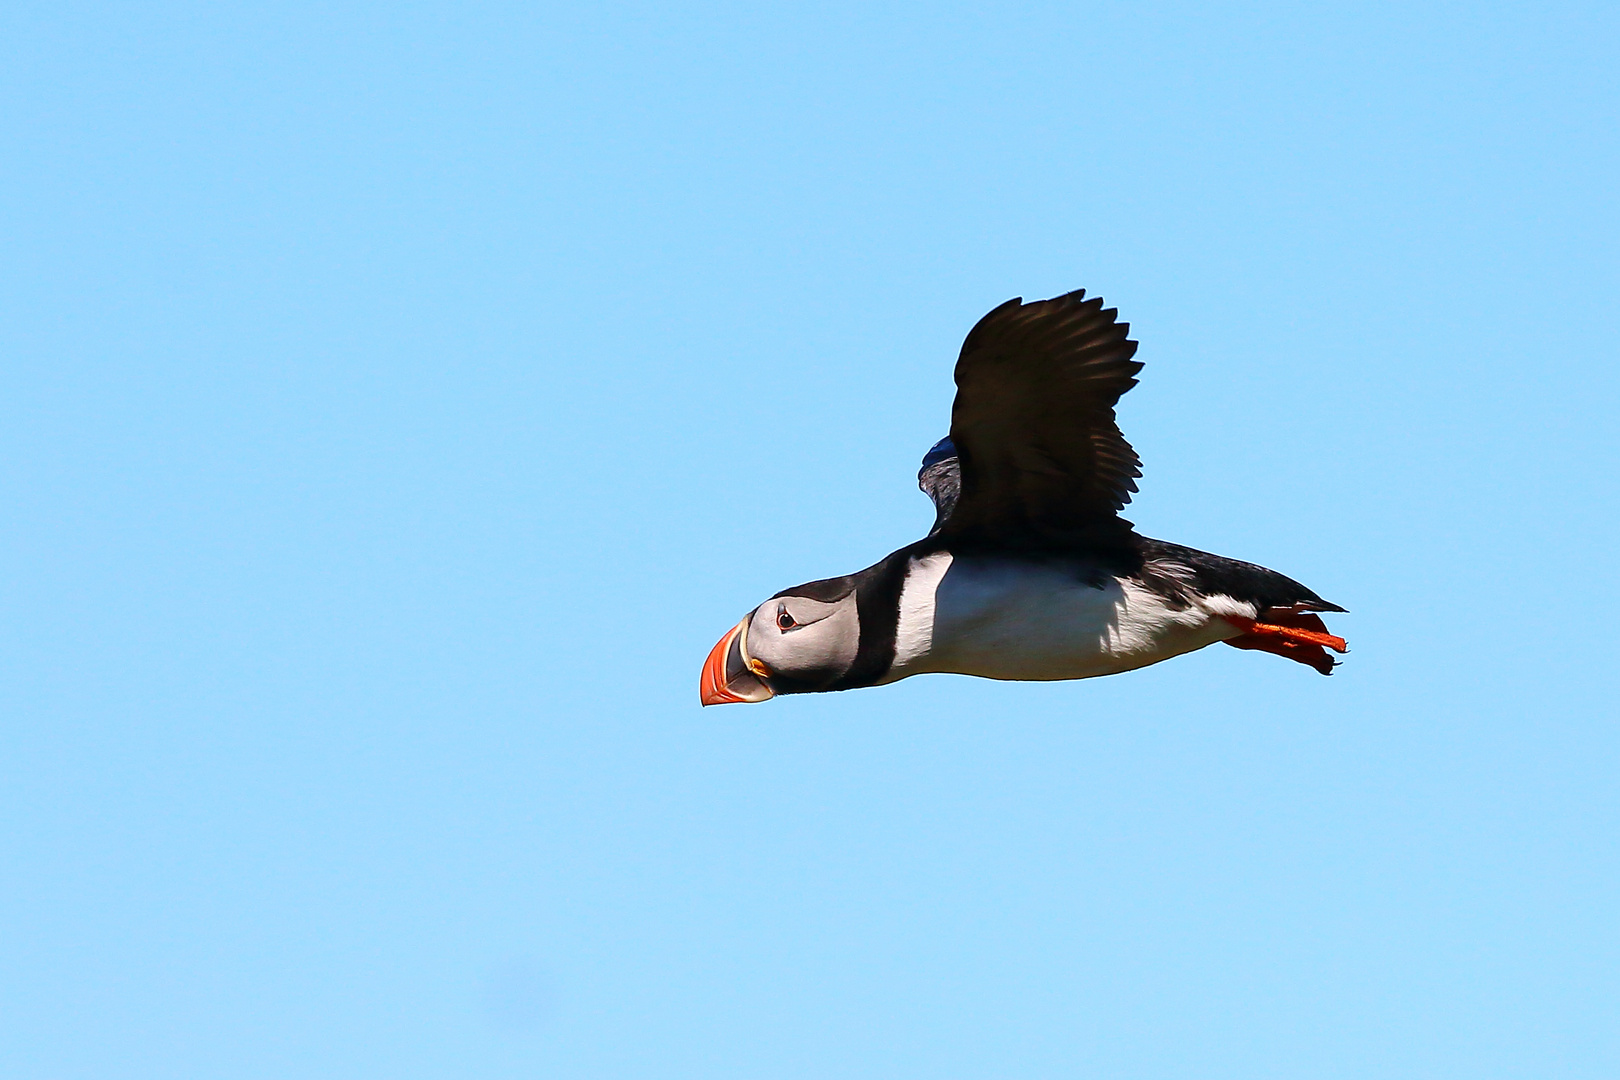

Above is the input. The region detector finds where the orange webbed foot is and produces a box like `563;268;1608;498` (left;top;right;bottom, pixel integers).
1223;612;1348;675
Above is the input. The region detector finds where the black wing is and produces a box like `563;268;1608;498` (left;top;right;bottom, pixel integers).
936;290;1143;551
917;436;961;535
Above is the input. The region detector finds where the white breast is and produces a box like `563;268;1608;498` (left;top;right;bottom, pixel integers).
884;553;1254;683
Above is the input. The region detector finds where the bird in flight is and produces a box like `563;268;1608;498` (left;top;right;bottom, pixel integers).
701;289;1347;705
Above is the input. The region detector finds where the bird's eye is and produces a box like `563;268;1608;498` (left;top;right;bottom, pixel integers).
776;609;797;631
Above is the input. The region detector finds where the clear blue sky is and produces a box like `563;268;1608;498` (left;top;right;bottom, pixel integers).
3;2;1617;1076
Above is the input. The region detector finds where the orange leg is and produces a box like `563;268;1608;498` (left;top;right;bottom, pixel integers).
1223;613;1348;675
1224;615;1348;654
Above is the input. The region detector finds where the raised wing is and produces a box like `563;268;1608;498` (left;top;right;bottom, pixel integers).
917;436;961;535
935;290;1143;550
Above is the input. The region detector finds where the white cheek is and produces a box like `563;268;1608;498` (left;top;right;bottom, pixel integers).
750;605;858;676
744;609;773;657
802;605;859;671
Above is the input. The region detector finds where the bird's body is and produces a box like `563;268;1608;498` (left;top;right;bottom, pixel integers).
701;290;1346;705
887;548;1255;684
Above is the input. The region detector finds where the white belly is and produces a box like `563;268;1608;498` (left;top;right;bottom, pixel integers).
884;552;1247;683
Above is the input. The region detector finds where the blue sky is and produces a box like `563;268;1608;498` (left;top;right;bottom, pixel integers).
3;1;1617;1076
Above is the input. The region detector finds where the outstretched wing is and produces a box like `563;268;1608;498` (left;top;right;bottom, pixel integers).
917;436;961;535
935;290;1143;550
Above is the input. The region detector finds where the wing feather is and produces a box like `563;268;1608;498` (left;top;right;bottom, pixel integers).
936;289;1143;549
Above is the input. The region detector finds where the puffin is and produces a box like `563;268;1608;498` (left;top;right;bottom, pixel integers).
700;289;1347;706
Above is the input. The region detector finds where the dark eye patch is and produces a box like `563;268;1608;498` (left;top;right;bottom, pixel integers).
770;598;839;631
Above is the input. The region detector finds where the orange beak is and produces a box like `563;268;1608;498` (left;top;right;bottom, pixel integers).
700;616;775;706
